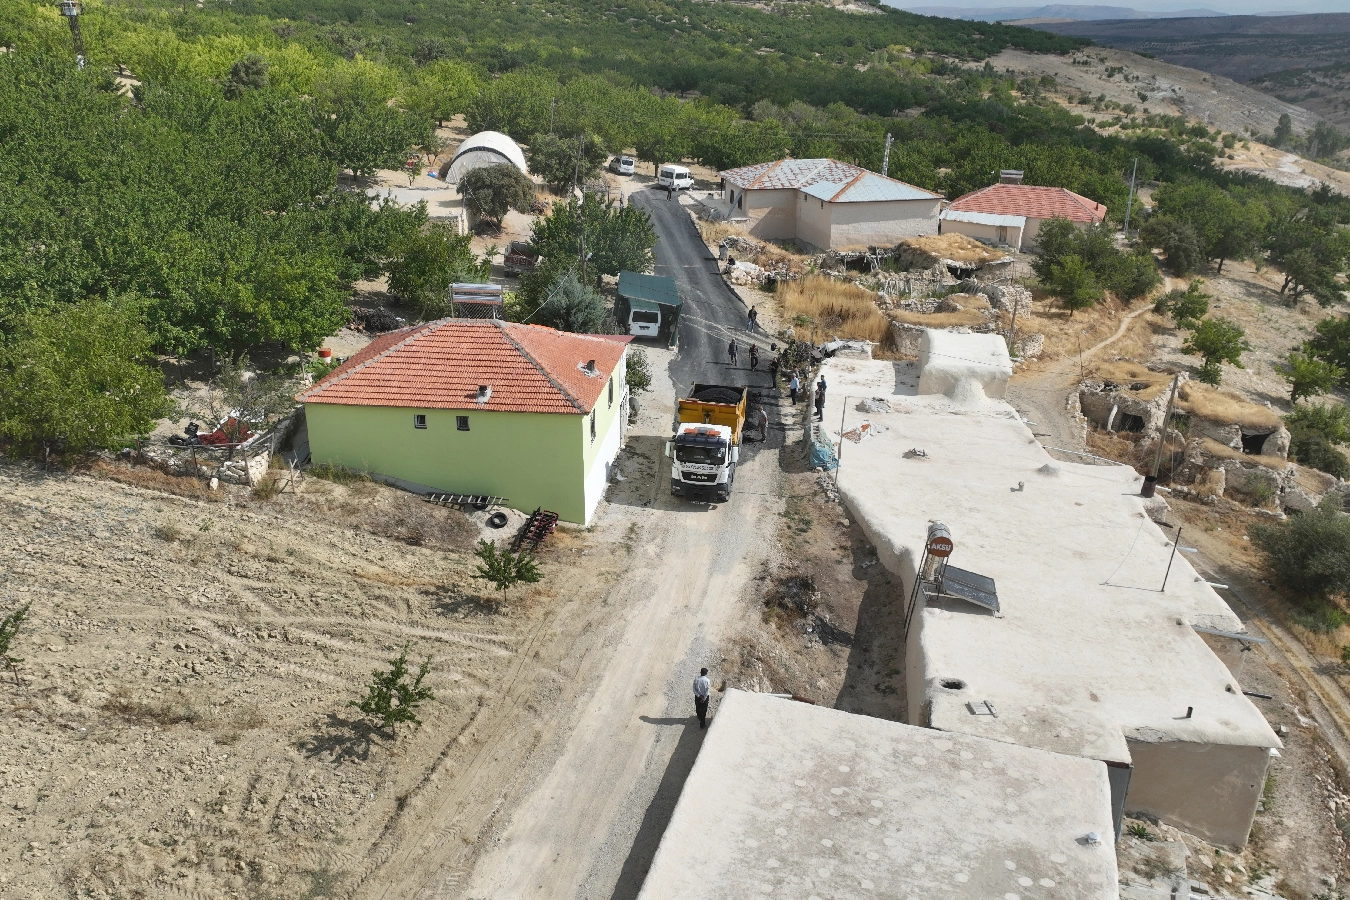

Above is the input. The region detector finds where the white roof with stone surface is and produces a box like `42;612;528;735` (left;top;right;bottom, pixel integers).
637;690;1119;900
816;349;1280;766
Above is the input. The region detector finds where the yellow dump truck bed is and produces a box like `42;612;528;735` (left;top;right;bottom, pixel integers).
677;383;747;445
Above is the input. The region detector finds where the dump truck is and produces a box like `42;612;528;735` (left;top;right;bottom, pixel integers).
667;384;747;502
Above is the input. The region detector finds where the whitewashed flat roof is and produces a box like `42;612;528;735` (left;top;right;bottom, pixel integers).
637;690;1119;900
817;356;1280;763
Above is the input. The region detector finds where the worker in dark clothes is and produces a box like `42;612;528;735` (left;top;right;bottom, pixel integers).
728;339;739;366
693;668;712;729
769;355;780;387
815;382;826;421
749;344;759;371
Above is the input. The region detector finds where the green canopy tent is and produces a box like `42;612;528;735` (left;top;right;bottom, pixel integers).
616;271;681;346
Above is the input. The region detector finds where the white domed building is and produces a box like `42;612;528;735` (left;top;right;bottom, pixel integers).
439;131;529;183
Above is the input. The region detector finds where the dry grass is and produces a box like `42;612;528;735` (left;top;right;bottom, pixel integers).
889;308;991;328
697;220;747;247
1178;383;1282;429
85;459;221;502
1088;360;1174;400
897;233;1008;266
1197;437;1289;471
779;275;891;343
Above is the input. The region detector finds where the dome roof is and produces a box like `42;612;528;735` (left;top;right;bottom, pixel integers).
441;131;528;182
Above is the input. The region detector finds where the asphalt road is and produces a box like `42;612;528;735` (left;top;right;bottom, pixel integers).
629;189;775;393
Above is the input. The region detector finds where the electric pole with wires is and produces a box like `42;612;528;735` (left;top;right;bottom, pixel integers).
60;0;86;69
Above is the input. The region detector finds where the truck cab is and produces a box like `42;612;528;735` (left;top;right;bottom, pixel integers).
668;424;738;502
667;383;748;503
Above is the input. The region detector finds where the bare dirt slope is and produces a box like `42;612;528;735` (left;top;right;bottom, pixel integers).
990;46;1317;138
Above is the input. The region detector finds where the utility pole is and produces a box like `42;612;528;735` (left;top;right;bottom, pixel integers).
1006;295;1020;357
60;0;86;69
881;133;894;178
1123;157;1139;235
571;132;584;198
1143;374;1180;498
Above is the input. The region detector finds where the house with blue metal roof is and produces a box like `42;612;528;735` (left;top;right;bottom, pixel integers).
719;158;942;252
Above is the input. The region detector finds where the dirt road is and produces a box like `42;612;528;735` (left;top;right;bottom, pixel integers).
385;188;780;900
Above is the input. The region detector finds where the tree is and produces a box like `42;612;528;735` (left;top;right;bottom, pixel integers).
1182;316;1250;385
528;132;607;194
1153;279;1210;327
387;223;490;319
530;194;656;280
1273;113;1294;148
1286;403;1350;479
1278;349;1344;404
190;354;299;443
0;602;30;686
1251;496;1350;602
223;55;269;99
1045;254;1103;316
1153;181;1267;274
1266;214;1350;305
534;271;607;333
626;348;653;394
1310;316;1350;380
459;164;536;229
472;540;542;603
314;67;429;178
1140;215;1204;276
0;300;170;461
350;645;434;732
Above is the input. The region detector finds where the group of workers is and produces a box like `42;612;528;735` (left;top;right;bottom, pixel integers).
725;305;828;439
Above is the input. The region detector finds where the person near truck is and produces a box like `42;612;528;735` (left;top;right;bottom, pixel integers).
693;668;712;729
815;382;826;421
727;339;739;366
769;355;780;387
789;373;800;404
759;406;770;442
749;344;759;371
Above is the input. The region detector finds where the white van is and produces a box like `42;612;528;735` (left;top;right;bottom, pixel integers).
657;165;694;190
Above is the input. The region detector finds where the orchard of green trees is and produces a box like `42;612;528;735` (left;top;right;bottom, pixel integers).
2;0;1350;460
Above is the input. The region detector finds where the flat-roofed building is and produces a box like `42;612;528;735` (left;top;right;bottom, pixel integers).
814;342;1280;847
638;690;1120;900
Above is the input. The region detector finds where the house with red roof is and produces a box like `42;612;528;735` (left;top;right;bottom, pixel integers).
718;158;942;252
939;176;1108;253
298;319;632;525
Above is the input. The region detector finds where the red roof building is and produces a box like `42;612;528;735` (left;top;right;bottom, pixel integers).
299;319;633;525
940;184;1109;253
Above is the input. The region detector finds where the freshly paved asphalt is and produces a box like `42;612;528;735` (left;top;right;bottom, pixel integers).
628;189;776;394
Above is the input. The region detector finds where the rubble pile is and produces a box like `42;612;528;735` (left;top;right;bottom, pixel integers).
350;306;406;334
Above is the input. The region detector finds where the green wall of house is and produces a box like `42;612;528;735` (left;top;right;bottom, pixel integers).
304;403;590;523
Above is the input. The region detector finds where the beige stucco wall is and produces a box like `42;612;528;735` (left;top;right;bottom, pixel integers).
940;219;1024;252
740;188;798;241
796;194;833;252
1125;739;1271;847
827;198;940;250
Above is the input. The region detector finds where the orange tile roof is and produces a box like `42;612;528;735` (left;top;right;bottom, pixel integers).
947;184;1107;224
298;320;630;415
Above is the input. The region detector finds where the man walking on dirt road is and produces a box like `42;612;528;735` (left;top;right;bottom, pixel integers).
693;668;711;729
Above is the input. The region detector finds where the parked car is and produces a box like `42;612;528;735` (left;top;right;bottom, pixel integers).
657;164;694;190
503;241;540;275
609;155;636;175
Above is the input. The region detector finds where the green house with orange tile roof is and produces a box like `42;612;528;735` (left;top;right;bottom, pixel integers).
298;320;632;525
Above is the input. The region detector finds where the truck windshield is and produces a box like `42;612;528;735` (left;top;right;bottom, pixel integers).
676;444;725;464
632;311;660;324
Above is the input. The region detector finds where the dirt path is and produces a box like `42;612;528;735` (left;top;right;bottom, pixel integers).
1005;302;1157;459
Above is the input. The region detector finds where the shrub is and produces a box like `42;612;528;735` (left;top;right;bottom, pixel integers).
1251;498;1350;602
1278;350;1344;405
1140;215;1204;275
1290;432;1350;479
0;602;31;685
472;539;542;602
1153;280;1209;327
1287;403;1350;444
350;645;434;731
308;462;372;484
626;348;653;394
1182;317;1249;385
532;271;607;333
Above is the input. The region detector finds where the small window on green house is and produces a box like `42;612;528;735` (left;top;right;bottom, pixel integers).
590;411;597;442
457;416;470;431
414;414;427;429
608;377;614;407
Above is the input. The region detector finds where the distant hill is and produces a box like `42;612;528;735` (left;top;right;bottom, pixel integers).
898;4;1227;21
1028;13;1350;82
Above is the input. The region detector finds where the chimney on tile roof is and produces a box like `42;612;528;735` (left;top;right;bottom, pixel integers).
584;359;598;375
476;385;492;404
999;170;1024;185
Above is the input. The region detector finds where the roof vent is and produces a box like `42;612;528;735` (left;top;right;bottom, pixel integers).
580;359;599;377
999;169;1024;184
476;385;492;404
